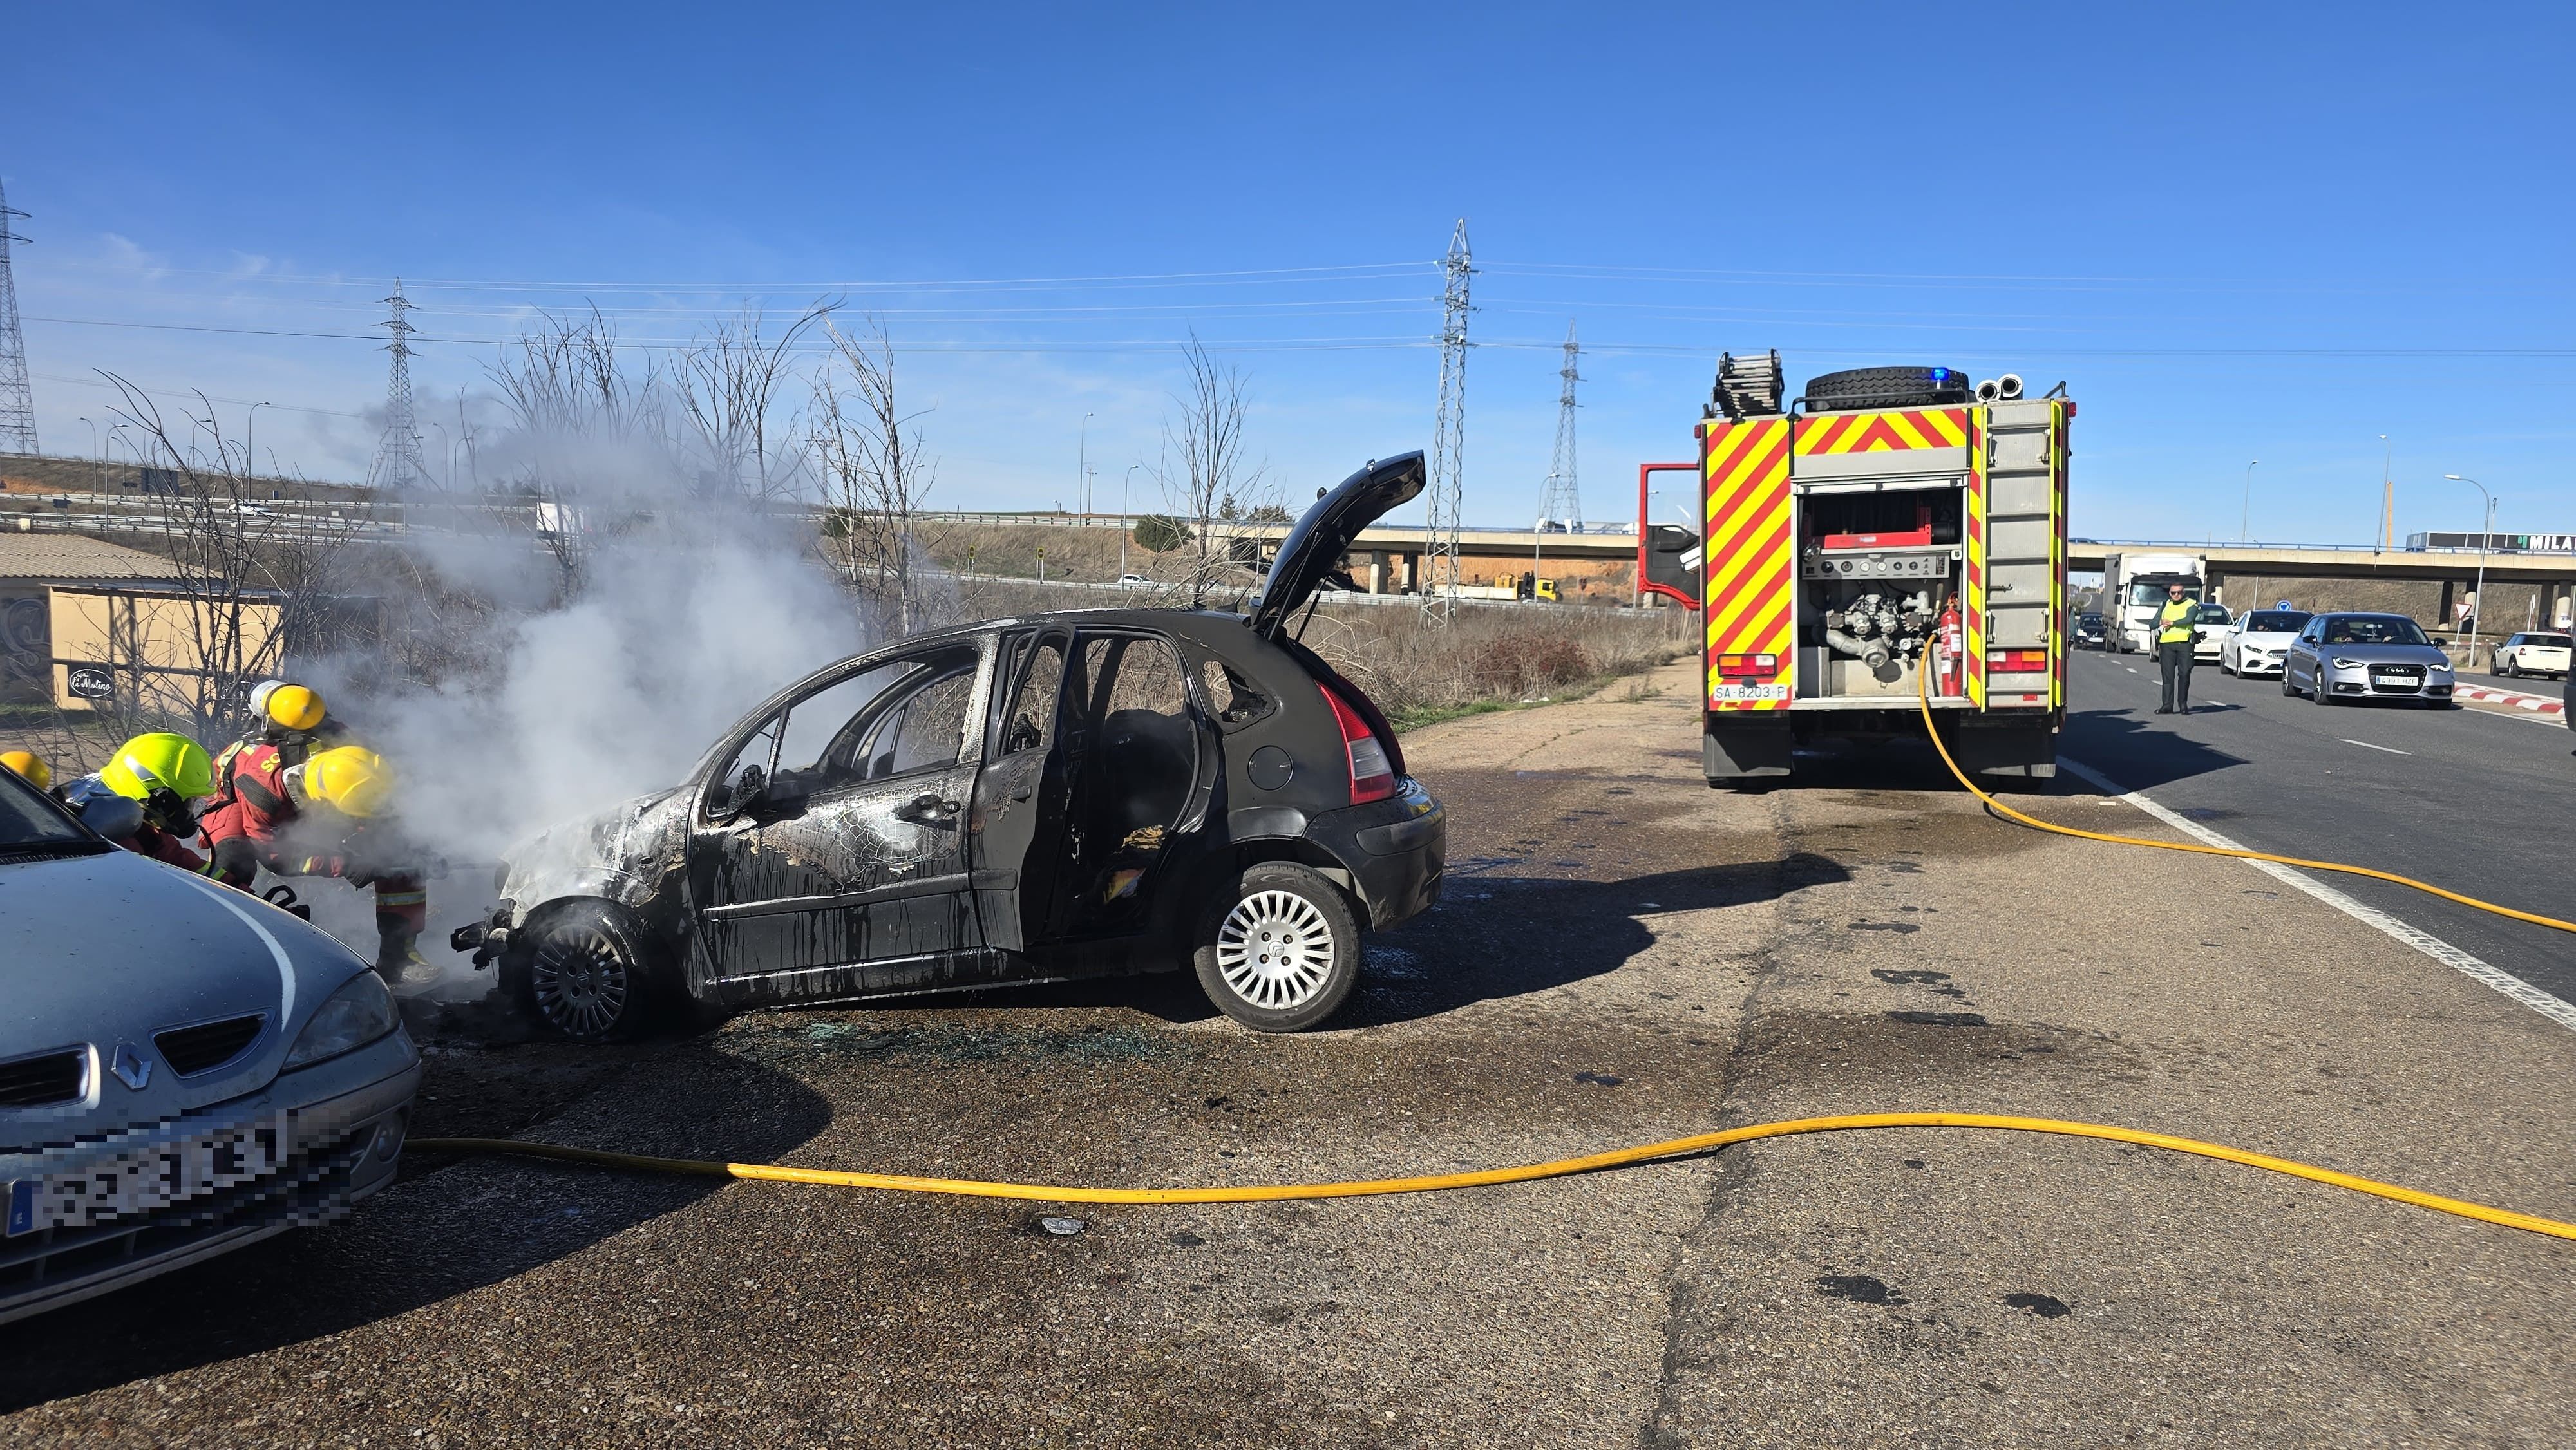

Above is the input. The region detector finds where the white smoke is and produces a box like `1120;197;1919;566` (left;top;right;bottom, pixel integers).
316;315;876;869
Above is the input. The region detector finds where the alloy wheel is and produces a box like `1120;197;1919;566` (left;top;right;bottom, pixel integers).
531;925;631;1038
1215;889;1337;1012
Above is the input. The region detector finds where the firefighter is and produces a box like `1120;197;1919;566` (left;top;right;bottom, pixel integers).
205;742;428;981
2152;581;2204;715
62;733;219;870
209;681;342;809
1;749;50;793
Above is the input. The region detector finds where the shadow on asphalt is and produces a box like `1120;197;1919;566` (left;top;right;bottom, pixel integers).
0;1038;833;1413
724;855;1856;1034
1340;855;1853;1028
2054;708;2248;791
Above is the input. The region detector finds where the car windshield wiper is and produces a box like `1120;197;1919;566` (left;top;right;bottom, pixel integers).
0;837;116;860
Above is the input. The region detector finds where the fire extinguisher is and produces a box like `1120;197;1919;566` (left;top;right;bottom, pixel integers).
1936;597;1964;697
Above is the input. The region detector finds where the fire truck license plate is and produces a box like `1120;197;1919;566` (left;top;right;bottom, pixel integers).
1710;683;1788;702
5;1115;288;1236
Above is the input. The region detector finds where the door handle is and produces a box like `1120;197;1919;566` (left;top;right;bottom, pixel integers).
896;793;962;826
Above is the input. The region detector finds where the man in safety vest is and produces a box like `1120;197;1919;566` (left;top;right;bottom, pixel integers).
202;742;431;983
2152;581;2205;715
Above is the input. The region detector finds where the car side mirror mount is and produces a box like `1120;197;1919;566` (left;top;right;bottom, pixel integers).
749;777;811;824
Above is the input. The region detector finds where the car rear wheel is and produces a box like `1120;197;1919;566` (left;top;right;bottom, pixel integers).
1191;862;1361;1033
512;901;665;1042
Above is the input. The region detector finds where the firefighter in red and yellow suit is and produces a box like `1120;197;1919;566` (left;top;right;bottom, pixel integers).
202;742;428;981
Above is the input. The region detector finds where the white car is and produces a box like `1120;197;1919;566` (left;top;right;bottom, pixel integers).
2221;608;2313;678
2192;605;2233;663
2492;631;2571;680
1114;573;1155;588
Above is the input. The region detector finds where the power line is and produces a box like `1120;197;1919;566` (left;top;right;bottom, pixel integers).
366;281;433;491
1422;220;1473;619
0;180;34;453
1536;321;1580;531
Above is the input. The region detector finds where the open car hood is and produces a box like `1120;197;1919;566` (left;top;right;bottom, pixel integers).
1247;451;1426;640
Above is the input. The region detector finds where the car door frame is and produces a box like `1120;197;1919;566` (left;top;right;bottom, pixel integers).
2289;617;2325;693
685;637;1003;1008
968;624;1076;954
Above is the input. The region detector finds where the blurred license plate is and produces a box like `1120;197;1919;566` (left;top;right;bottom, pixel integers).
5;1115;287;1236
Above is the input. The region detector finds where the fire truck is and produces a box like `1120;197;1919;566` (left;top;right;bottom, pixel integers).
1638;355;2070;783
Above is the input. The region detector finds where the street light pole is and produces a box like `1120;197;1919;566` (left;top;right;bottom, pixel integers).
246;401;271;484
2241;460;2257;542
2445;475;2493;666
1121;462;1140;579
1078;413;1094;518
78;417;99;502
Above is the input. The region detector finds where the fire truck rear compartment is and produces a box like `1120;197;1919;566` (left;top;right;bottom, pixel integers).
1797;485;1960;703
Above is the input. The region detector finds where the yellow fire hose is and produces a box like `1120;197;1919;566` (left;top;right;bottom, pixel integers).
413;1113;2572;1240
402;662;2576;1245
1912;663;2576;934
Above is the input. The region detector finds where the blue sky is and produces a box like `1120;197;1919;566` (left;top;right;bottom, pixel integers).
7;1;2571;544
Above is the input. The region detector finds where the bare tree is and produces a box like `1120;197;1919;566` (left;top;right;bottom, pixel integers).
675;303;833;507
810;319;944;632
82;375;362;743
1154;337;1265;607
481;305;673;594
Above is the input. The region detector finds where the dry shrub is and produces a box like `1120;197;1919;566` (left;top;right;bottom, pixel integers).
1294;603;1688;725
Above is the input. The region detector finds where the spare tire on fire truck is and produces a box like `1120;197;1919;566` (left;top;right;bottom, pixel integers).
1801;366;1971;411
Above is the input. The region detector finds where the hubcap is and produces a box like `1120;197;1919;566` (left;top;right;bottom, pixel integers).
531;927;630;1037
1215;889;1336;1012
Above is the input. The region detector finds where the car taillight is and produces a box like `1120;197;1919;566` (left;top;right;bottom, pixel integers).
1716;652;1779;680
1320;684;1397;804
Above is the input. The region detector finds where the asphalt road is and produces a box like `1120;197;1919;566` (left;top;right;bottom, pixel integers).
6;657;2571;1447
2061;648;2576;1007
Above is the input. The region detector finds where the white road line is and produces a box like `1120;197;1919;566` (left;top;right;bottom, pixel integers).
2125;667;2139;674
2057;756;2576;1034
2338;738;2410;755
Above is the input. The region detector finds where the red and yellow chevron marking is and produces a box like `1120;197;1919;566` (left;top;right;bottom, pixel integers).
1962;410;1988;709
1701;419;1794;711
1793;407;1969;457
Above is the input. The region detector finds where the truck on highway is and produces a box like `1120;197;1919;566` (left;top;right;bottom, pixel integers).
1638;354;2070;782
1450;572;1560;603
2099;550;2207;654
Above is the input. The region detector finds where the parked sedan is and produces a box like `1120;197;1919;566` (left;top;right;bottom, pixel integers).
2192;605;2233;663
455;453;1448;1040
2220;608;2312;677
2281;612;2456;706
2492;631;2571;680
1;771;419;1324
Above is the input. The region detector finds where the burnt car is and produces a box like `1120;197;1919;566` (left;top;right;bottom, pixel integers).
455;454;1446;1039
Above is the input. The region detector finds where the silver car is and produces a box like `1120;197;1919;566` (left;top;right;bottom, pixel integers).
1;771;420;1324
2281;612;2456;707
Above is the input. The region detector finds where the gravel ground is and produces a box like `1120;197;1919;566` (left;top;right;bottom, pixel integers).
5;656;2568;1447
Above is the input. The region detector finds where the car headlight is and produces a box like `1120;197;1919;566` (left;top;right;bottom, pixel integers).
2331;657;2361;670
284;972;400;1070
2430;662;2454;675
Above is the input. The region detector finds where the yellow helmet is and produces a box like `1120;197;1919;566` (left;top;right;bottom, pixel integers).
0;749;50;791
100;733;217;803
266;683;327;733
302;745;392;817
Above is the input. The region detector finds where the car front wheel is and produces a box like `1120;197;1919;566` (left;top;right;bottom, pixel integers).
1191;862;1361;1033
512;901;665;1042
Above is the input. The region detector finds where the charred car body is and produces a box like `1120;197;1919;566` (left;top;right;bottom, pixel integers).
455;454;1446;1039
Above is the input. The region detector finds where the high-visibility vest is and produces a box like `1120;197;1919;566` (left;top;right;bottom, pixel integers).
2156;599;2198;645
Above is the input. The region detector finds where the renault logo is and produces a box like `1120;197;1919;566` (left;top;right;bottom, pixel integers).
109;1043;152;1091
